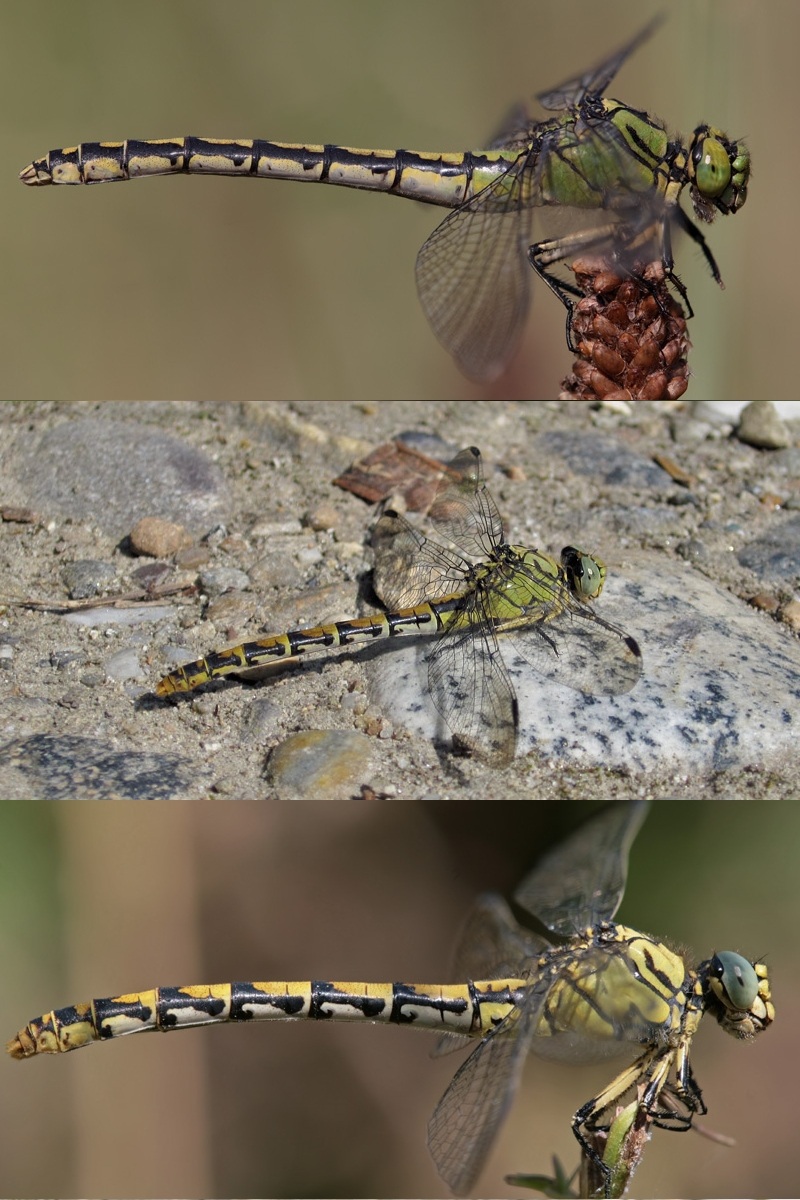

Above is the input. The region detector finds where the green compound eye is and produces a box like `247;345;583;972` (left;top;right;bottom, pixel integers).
693;135;732;198
560;546;607;601
712;952;759;1010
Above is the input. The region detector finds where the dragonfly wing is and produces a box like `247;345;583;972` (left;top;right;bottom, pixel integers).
427;608;518;765
536;17;663;111
432;895;546;1060
372;511;473;609
513;801;650;935
428;446;505;560
416;163;533;383
450;893;549;982
486;103;534;151
428;983;546;1197
503;601;643;697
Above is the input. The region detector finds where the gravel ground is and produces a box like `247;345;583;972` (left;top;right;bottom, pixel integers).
0;399;798;800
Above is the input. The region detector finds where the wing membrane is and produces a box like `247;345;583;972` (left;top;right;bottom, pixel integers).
514;801;650;935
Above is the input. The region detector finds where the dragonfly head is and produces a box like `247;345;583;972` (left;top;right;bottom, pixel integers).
700;951;774;1039
688;126;749;221
560;546;607;602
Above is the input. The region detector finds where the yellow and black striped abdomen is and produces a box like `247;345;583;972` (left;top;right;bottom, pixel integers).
154;600;465;696
7;978;527;1058
20;137;519;209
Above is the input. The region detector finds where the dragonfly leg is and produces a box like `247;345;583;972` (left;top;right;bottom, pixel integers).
528;222;626;351
674;205;724;288
656;214;695;320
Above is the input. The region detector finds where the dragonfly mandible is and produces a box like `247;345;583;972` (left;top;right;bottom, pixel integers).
7;802;774;1197
154;446;643;765
20;20;749;381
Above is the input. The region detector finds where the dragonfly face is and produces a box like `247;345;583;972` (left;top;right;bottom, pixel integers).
702;952;773;1038
559;546;607;602
688;125;750;220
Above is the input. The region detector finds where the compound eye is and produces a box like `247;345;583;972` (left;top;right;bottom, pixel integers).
693;135;732;198
713;951;759;1010
560;546;606;600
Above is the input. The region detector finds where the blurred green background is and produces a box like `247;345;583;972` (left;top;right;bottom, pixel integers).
0;800;795;1197
1;0;792;401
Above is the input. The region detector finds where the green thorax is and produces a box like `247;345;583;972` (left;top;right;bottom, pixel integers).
534;99;673;210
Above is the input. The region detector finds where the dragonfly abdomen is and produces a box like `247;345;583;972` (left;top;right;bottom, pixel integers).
155;602;459;696
20;137;516;209
7;978;526;1057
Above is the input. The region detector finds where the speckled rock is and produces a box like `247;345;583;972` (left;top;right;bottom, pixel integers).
737;515;800;582
0;734;202;799
61;559;116;599
367;554;800;777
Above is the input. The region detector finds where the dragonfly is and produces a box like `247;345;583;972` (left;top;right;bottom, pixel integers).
7;802;774;1198
19;20;749;382
153;446;643;765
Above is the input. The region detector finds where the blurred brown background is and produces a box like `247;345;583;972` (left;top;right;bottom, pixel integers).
1;799;795;1197
1;0;791;401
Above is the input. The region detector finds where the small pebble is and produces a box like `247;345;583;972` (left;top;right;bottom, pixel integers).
62;559;116;600
675;539;709;563
736;402;791;450
747;593;780;614
104;648;146;683
240;698;282;744
198;567;251;597
175;544;211;570
131;561;172;590
780;600;800;632
305;503;340;532
267;730;373;798
50;649;87;670
129;517;193;558
79;671;105;687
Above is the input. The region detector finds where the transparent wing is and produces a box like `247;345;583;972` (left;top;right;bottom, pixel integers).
427;447;505;559
432;894;546;1061
536;17;663;111
416;166;534;383
501;599;643;697
428;983;548;1197
514;801;650;935
450;893;549;984
426;606;518;766
485;103;534;151
371;447;504;607
372;512;473;609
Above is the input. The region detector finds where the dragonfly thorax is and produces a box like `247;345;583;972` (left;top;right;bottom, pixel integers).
532;922;690;1064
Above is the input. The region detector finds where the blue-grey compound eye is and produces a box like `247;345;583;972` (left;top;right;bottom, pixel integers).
560;546;607;600
713;952;759;1010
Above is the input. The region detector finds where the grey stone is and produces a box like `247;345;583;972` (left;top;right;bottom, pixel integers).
0;734;200;799
537;430;674;490
736;402;791;450
737;515;800;583
62;559;116;599
12;418;230;539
